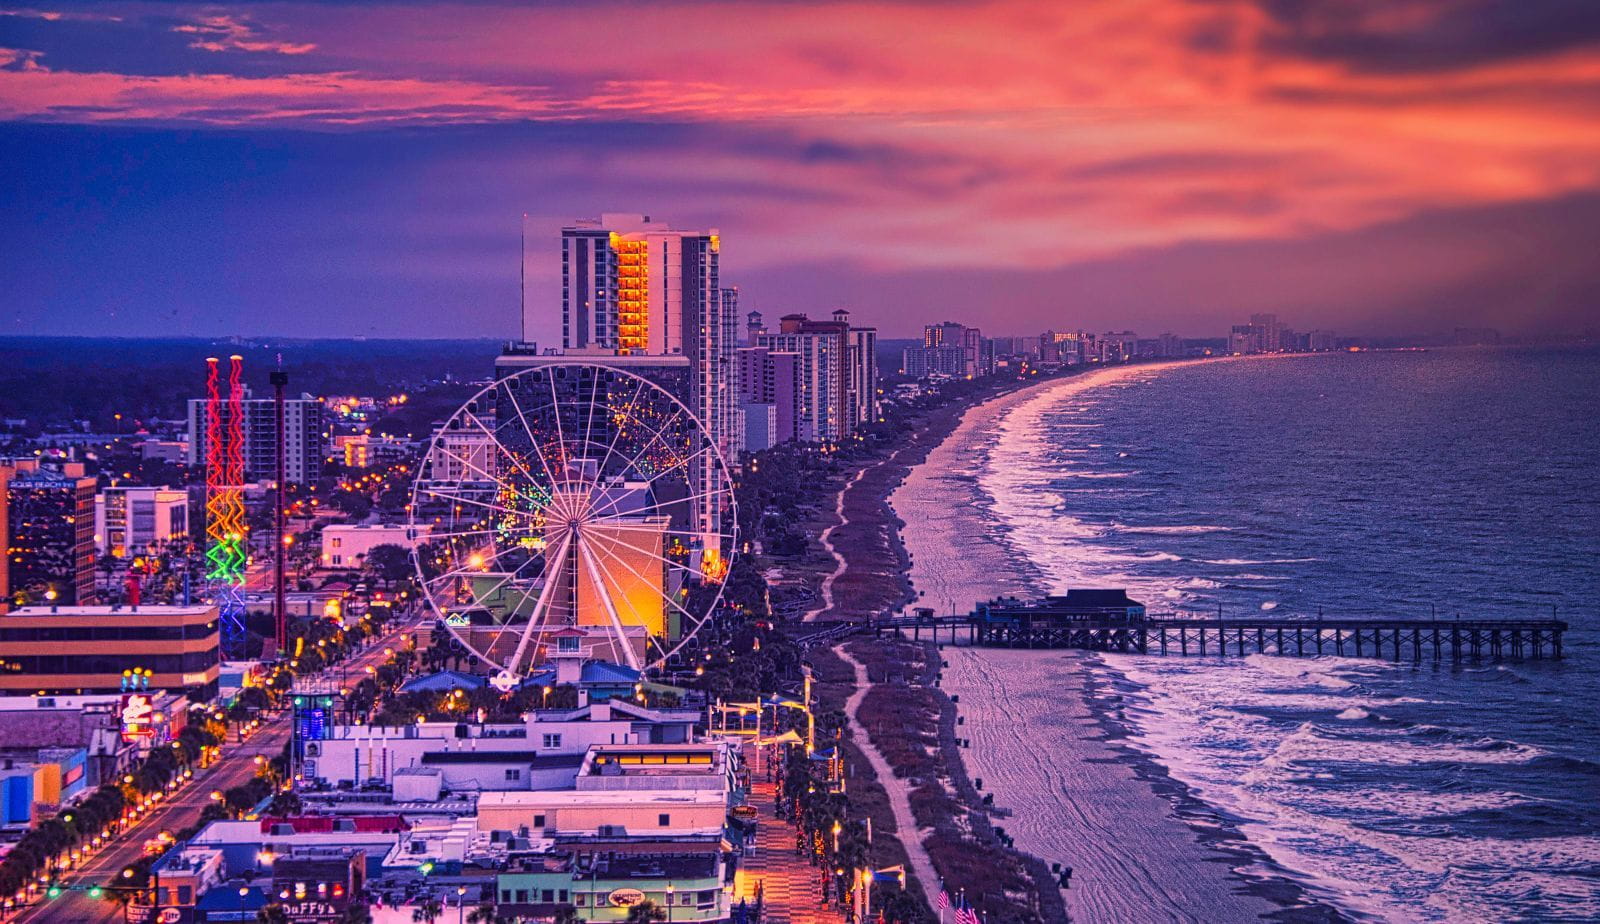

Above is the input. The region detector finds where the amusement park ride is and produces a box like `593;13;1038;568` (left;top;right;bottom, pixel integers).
409;363;738;690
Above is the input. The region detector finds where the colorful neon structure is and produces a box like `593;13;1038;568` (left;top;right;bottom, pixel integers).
204;355;249;657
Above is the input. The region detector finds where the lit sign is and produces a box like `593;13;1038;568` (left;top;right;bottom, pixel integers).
444;613;471;629
609;889;646;907
120;694;157;743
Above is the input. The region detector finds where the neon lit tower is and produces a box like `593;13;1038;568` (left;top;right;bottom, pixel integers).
204;355;249;657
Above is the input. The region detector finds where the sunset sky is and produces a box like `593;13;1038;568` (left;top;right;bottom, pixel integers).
4;0;1598;339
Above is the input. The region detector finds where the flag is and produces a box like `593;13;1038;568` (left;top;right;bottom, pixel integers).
958;907;980;924
937;891;949;911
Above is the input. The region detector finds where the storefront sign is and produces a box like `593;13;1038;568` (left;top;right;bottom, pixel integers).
120;693;157;743
608;888;647;907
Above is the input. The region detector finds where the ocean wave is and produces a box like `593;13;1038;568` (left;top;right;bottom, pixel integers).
1113;524;1236;535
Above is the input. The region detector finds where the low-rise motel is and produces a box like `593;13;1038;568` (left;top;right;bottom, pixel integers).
0;603;221;697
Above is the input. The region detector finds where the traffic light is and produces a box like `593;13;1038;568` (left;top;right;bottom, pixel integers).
88;886;103;899
46;885;62;899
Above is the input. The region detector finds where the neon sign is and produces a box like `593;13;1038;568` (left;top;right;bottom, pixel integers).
120;693;157;743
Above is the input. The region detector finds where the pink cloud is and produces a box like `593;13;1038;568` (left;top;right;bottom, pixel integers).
3;0;1598;276
171;13;315;56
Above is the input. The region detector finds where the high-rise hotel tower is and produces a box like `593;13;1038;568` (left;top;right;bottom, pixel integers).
557;214;735;460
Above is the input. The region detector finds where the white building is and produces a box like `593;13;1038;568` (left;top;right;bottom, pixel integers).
302;700;700;791
556;214;735;466
186;391;326;484
319;524;431;570
94;486;189;557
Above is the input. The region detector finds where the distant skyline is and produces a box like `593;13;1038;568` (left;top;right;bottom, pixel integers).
3;1;1598;340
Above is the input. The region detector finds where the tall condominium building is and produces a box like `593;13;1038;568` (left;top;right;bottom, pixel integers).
556;214;735;461
1249;313;1283;352
848;326;879;427
752;310;877;444
901;344;967;378
185;391;326;484
735;345;801;450
3;459;97;606
923;321;987;376
1101;331;1138;363
94;486;189;558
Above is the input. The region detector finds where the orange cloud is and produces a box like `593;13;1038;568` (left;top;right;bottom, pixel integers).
2;0;1597;273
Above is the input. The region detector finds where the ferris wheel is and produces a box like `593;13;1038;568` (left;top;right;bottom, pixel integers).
408;363;737;689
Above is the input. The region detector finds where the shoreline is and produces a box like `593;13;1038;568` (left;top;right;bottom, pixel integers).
891;357;1344;922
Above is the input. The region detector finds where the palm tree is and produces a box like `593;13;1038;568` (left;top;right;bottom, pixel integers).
466;904;501;924
625;900;667;924
412;898;445;923
553;905;583;924
257;904;291;924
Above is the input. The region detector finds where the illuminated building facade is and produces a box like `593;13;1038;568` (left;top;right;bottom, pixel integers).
3;459;97;606
0;604;220;695
556;214;735;461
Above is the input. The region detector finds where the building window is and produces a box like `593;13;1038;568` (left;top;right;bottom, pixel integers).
542;733;562;748
658;813;670;826
542;889;556;903
533;813;546;828
516;889;529;903
505;768;521;781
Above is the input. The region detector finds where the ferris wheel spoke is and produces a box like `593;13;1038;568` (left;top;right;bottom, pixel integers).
475;530;576;670
545;369;575;483
582;525;731;582
575;535;643;671
584;529;712;634
424;536;531;590
506;528;576;673
587;485;732;532
587;441;722;522
458;404;548;510
417;487;544;523
426;439;515;496
500;379;576;521
578;375;648;495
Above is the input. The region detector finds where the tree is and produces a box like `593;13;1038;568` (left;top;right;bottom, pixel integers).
366;543;412;588
340;903;375;924
257;904;291;924
552;906;583;924
625;900;667;924
412;898;444;923
466;904;502;924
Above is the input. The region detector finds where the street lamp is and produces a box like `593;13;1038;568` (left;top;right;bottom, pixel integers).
666;883;674;924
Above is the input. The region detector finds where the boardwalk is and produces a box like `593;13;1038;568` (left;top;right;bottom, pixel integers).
734;753;838;924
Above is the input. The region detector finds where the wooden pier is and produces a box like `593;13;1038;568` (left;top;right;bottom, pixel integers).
869;614;1568;663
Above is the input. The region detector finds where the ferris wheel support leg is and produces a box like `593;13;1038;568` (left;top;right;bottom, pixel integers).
577;534;644;672
506;528;574;674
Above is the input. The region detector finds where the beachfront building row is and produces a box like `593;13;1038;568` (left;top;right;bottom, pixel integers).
744;309;878;446
1228;313;1338;354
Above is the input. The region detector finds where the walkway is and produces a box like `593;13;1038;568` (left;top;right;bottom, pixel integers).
835;648;941;906
734;753;839;924
802;468;865;622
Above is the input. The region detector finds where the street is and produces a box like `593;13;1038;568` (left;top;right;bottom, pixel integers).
6;611;425;924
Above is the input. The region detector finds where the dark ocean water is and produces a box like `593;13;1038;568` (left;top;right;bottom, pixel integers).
977;347;1600;921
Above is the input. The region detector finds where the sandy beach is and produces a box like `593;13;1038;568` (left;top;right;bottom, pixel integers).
889;361;1305;923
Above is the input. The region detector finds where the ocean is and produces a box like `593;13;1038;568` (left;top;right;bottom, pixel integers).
965;347;1600;921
